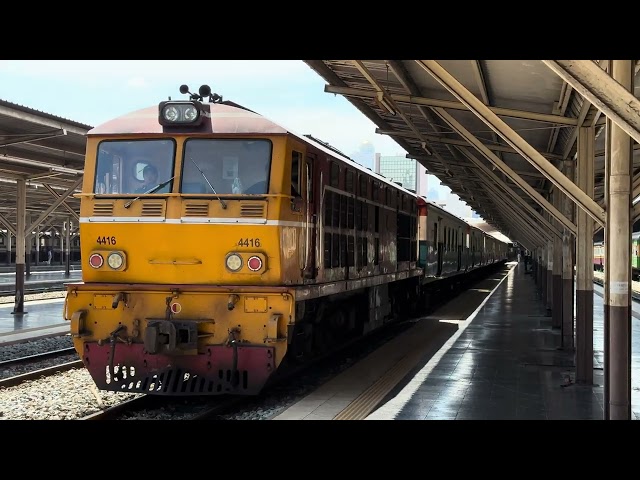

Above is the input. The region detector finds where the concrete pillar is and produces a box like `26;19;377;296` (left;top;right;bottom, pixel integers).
35;225;40;266
547;237;553;315
12;178;27;315
562;160;575;349
65;218;71;276
605;60;633;420
6;232;11;265
576;126;594;385
60;223;64;266
25;214;31;278
541;246;547;306
553;189;563;328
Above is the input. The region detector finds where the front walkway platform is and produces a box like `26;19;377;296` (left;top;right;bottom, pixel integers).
366;262;638;420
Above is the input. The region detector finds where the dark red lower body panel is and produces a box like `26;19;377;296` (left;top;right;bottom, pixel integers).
82;343;276;396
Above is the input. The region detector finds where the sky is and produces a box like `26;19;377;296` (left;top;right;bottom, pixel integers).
0;60;474;218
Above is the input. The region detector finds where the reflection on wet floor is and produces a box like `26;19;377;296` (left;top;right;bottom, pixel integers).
377;262;639;420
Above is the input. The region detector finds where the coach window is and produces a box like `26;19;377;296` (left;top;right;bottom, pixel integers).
324;233;332;268
291;151;302;197
332;191;340;226
359;174;367;198
346;170;354;193
324;191;333;227
362;202;369;231
330;162;340;188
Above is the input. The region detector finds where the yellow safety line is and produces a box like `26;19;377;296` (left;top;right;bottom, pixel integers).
333;346;431;420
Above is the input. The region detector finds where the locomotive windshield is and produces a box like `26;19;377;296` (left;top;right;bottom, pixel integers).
181;139;272;194
94;139;176;194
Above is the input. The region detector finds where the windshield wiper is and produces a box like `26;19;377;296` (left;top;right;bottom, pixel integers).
189;157;227;209
124;176;175;209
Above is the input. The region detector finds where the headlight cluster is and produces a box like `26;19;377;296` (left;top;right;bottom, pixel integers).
225;253;265;273
89;251;126;271
158;101;203;126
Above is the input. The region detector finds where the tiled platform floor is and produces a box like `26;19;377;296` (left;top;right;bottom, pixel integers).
368;262;640;420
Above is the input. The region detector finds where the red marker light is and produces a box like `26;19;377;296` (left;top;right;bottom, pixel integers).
89;253;104;268
170;302;181;314
247;256;262;271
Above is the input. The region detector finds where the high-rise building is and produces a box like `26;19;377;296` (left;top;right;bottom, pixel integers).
374;153;428;196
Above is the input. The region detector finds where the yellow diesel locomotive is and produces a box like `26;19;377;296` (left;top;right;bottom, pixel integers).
64;85;508;396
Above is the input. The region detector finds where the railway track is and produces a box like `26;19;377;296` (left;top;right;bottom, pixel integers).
0;283;70;296
0;359;84;389
592;277;640;302
0;347;77;368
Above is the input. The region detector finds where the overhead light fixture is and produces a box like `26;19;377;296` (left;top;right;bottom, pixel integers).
420;142;432;156
375;91;397;116
50;165;83;175
445;170;454;178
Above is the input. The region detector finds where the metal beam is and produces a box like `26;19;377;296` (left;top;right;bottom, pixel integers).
305;61;421;160
543;60;640;146
25;176;84;235
0;129;67;148
0;213;16;236
457;146;561;239
352;60;434;157
417;60;606;228
561;94;593;160
407;153;548;180
483;188;551;245
431;106;577;234
378;128;562;161
480;190;547;245
482;185;547;246
324;84;581;126
43;183;81;222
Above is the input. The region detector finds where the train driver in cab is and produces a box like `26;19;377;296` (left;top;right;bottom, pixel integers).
135;164;158;193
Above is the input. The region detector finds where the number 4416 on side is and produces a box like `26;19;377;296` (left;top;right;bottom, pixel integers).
97;236;117;245
238;238;260;247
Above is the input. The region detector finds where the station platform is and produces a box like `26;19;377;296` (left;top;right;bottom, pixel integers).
0;269;82;295
275;262;640;420
0;263;81;274
2;263;639;420
364;261;631;420
0;269;79;345
0;297;69;344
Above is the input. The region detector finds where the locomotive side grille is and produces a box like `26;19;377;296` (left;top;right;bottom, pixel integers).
93;203;114;216
141;202;165;217
240;203;265;217
184;202;210;217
